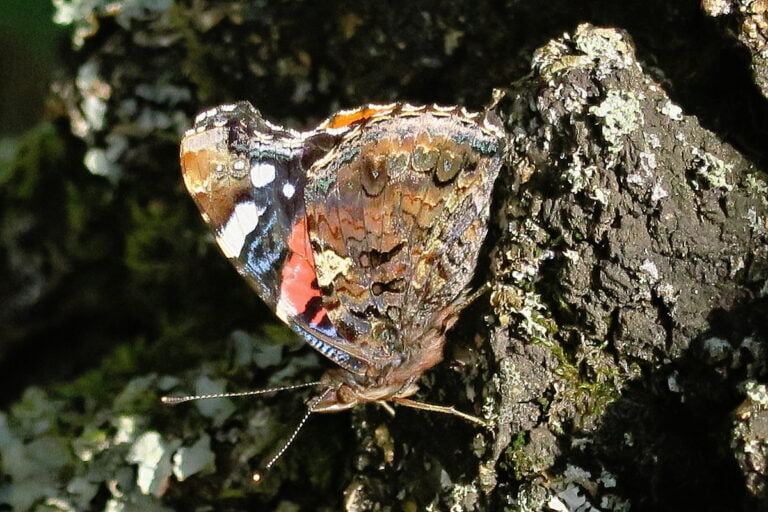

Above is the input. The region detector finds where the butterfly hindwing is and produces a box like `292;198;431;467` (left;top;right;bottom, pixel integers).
304;105;505;368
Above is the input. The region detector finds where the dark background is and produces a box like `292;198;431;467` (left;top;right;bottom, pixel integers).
0;0;63;136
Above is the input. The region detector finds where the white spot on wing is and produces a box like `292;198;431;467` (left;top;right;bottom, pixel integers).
250;162;276;188
217;202;266;258
282;183;295;198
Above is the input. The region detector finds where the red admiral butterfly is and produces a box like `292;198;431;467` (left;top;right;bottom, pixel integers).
175;101;504;472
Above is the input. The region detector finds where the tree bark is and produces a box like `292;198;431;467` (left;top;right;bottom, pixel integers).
1;2;767;512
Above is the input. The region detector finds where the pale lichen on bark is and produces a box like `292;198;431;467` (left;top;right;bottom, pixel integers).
484;23;768;511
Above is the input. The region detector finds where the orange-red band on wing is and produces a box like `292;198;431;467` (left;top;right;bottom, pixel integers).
277;217;328;326
321;105;396;130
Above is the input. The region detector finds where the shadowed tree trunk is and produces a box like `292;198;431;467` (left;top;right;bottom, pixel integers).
1;2;767;511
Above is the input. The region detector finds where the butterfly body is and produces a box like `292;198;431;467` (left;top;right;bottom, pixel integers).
180;101;504;412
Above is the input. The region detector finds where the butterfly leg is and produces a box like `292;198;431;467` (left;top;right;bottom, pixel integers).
392;397;494;430
377;401;397;417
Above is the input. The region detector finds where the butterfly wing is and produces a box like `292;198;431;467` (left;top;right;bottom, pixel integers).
180;102;367;373
304;105;504;372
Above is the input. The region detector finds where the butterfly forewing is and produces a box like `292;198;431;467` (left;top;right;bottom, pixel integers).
180;102;366;373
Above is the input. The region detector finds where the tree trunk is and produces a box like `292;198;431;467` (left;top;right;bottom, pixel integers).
1;2;767;512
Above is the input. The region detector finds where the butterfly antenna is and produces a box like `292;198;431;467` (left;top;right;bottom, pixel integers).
251;387;332;483
160;381;322;404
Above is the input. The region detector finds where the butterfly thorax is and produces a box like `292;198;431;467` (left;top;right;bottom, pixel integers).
313;299;466;412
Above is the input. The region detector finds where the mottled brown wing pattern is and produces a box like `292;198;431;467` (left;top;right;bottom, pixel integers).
304;105;504;372
176;101;504;474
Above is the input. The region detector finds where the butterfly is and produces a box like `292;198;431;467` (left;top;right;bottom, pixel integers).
176;100;504;473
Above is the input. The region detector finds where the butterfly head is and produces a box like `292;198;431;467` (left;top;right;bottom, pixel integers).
311;367;421;412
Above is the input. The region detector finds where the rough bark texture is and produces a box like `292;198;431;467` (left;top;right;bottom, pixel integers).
487;24;768;510
1;2;767;512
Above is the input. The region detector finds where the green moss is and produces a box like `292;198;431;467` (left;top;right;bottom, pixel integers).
511;430;527;451
125;200;190;284
503;432;549;481
1;123;66;195
169;4;219;104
